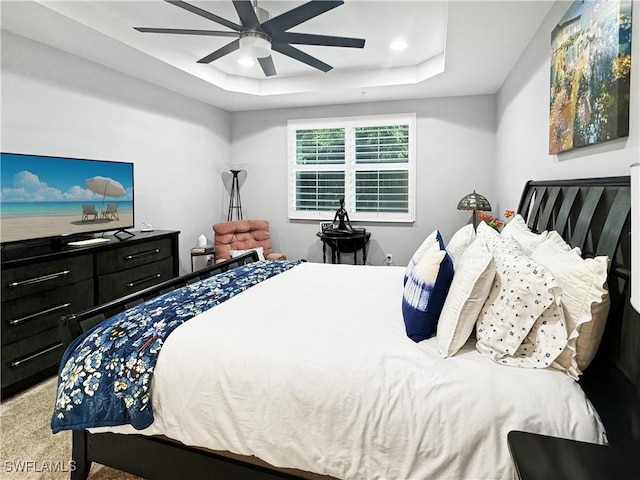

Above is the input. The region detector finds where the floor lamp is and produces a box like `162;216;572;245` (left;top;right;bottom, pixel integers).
227;169;244;221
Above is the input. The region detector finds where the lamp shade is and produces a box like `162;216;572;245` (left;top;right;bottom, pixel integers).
631;162;639;312
457;191;492;211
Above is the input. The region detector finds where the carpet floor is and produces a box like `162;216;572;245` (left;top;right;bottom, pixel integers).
1;377;142;480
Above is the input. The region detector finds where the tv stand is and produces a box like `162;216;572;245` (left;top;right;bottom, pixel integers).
1;230;180;398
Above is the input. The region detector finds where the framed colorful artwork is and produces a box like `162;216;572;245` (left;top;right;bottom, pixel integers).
549;0;632;154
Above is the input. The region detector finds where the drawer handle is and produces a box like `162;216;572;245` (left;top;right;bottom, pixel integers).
124;249;160;261
9;270;71;288
126;273;161;288
10;343;64;368
9;303;72;326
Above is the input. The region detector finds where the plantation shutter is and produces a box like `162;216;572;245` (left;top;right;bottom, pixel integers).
288;114;415;222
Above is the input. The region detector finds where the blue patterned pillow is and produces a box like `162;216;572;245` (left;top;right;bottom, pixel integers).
402;245;454;342
404;230;446;284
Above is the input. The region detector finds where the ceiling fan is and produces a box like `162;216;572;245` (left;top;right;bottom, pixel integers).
134;0;366;77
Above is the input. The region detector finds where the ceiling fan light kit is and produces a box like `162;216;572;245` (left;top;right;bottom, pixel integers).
239;32;272;59
134;0;366;77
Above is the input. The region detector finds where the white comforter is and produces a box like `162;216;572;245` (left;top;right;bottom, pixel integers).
94;262;606;479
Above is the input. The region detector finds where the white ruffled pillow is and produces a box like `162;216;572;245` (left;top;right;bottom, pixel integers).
437;236;495;357
446;224;476;269
530;236;609;371
501;214;548;253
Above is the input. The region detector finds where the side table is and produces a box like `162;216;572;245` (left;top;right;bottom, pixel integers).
190;247;215;272
507;430;638;480
316;230;371;265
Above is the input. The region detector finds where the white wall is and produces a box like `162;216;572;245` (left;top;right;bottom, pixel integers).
495;0;640;211
1;31;231;273
230;96;497;265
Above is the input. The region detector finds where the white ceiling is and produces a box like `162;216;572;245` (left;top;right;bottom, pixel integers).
1;1;554;111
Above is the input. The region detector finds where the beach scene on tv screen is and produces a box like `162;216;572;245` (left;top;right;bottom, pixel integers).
0;153;134;243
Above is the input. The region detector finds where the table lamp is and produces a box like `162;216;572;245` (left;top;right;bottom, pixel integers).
457;191;492;228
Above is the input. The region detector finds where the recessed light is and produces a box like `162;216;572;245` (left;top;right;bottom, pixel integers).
238;56;255;66
390;40;408;51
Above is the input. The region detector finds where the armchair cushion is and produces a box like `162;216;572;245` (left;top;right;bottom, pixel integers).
213;220;286;263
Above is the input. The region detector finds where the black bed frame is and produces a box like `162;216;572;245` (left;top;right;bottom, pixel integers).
61;177;639;479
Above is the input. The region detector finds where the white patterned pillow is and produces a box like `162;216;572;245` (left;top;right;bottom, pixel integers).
476;220;500;242
437;236;495;357
531;237;609;371
501;214;548;253
446;224;476;269
476;234;576;378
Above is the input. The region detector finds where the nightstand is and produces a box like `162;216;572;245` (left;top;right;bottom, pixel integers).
507;431;638;480
190;247;215;272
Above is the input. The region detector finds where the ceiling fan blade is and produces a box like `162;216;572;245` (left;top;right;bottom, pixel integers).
272;43;332;72
166;0;243;32
232;0;261;29
262;1;344;34
258;56;277;77
197;39;240;64
134;27;239;38
271;32;365;48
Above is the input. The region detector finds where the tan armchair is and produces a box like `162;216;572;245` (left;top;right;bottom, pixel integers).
213;220;286;263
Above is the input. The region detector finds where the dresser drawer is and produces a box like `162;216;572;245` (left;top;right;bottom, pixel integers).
1;279;94;346
96;238;173;275
1;328;65;389
2;255;93;302
98;257;175;303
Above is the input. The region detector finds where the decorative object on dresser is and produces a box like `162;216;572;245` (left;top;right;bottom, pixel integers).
457;190;492;228
0;230;179;398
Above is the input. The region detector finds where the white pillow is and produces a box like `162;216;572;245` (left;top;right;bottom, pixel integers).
405;230;441;281
446;224;476;269
501;214;548;253
438;236;495;357
229;246;265;261
476;234;576;378
531;237;610;371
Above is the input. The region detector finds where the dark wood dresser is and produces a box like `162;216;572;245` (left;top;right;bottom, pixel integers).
1;230;179;398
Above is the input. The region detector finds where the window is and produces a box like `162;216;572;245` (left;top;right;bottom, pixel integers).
288;114;416;222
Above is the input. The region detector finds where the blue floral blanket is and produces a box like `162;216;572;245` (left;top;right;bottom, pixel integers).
51;260;301;433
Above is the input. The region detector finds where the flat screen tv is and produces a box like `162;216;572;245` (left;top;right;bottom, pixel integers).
1;152;134;245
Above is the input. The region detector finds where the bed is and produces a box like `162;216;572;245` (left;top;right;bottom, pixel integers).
54;176;639;480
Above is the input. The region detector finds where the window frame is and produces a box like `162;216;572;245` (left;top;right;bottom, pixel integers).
287;113;416;223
